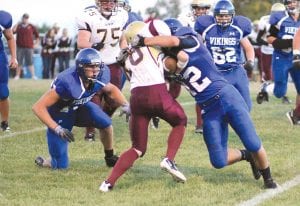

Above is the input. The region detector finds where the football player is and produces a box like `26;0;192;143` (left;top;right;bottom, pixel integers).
99;21;187;192
266;0;300;105
0;10;18;132
194;0;254;112
131;26;278;189
76;0;129;142
33;48;130;169
287;16;300;125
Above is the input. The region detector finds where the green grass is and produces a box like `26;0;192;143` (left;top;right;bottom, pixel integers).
0;80;299;206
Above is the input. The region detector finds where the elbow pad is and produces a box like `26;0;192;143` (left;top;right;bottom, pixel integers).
178;36;198;49
272;39;293;50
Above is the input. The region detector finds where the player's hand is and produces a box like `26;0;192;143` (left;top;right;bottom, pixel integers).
293;54;300;70
131;35;145;48
244;60;254;74
116;48;130;66
119;103;131;122
92;42;104;51
54;125;75;142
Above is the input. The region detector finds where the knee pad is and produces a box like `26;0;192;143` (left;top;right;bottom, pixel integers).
208;146;227;169
0;83;9;100
273;82;287;98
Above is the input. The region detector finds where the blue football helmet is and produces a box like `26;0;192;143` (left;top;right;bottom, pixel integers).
174;26;198;37
164;18;183;35
75;48;104;82
118;0;131;11
214;0;235;28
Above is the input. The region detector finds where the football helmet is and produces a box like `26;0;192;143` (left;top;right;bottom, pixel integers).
124;21;146;44
174;26;198;37
214;0;235;28
191;0;211;17
95;0;118;16
271;3;286;12
283;0;300;14
118;0;131;12
164;18;183;35
75;48;104;82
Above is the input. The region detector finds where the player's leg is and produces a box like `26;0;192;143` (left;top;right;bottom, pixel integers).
286;69;300;124
0;53;10;131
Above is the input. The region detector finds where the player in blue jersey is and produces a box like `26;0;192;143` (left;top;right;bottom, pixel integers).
32;48;130;169
0;10;18;132
264;0;300;105
131;26;277;189
287;17;300;125
194;0;254;112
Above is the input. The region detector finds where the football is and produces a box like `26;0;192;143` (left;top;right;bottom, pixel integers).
163;56;177;72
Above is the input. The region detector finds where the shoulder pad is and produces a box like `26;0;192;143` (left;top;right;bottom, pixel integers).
233;15;252;37
194;15;215;35
269;11;287;25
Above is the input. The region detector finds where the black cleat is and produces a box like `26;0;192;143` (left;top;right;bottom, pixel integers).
104;155;119;167
84;132;95;142
286;110;300;125
1;121;10;132
282;96;291;104
264;178;278;189
256;91;268;104
195;125;203;134
35;156;45;167
152;117;160;129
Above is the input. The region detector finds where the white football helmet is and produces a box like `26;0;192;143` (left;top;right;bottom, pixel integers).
191;0;211;17
141;19;171;37
95;0;118;16
124;21;146;44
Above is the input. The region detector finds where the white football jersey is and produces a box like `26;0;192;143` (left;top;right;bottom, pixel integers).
76;5;129;64
258;15;273;55
125;47;165;90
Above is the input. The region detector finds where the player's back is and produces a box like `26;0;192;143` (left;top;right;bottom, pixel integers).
0;10;12;52
125;46;165;90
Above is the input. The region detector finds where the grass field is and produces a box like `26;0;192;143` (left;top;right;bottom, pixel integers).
0;79;299;206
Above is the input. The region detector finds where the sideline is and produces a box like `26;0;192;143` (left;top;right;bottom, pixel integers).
0;127;46;139
237;175;300;206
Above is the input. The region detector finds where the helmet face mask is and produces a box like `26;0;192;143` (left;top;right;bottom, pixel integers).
283;0;300;14
95;0;118;17
214;0;235;28
75;48;104;82
118;0;131;12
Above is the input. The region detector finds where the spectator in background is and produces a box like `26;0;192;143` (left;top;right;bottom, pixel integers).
49;23;60;78
0;10;18;132
12;13;39;80
41;28;57;79
57;28;72;73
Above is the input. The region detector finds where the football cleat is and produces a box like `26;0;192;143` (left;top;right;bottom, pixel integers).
264;178;278;189
1;121;10;132
160;158;186;183
286;110;300;125
104;155;119;167
282;96;291;104
35;156;45;167
256;91;269;104
99;181;113;192
195;125;203;134
84;132;95;142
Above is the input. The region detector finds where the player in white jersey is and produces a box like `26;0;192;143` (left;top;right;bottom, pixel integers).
99;21;187;192
177;0;211;27
76;0;129;144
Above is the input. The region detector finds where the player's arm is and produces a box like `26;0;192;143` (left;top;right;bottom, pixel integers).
102;83;128;107
32;89;61;131
267;25;292;49
293;29;300;69
241;37;255;72
3;28;18;69
77;30;93;49
293;29;300;51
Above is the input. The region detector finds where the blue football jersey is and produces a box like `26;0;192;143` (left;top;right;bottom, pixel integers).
194;15;252;70
176;35;228;104
50;65;110;111
269;11;300;56
0;10;13;52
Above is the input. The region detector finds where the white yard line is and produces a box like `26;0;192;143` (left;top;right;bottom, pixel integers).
0;127;46;139
237;175;300;206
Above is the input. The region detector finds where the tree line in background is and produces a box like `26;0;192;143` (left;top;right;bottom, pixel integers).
146;0;281;21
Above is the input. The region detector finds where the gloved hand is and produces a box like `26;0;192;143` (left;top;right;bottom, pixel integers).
116;48;130;66
54;125;75;142
244;60;254;76
92;42;104;51
131;35;145;48
293;54;300;70
119;103;131;122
